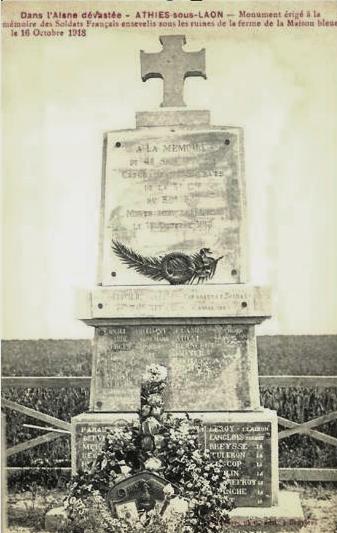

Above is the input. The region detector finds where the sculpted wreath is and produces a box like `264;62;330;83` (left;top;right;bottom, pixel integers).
65;365;233;532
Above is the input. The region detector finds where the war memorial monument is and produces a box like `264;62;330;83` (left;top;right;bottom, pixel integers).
45;35;305;531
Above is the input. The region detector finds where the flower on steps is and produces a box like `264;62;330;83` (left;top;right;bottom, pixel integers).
144;457;162;471
163;483;175;497
142;364;168;383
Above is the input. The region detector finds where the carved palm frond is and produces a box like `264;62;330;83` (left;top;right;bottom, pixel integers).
111;240;165;282
112;240;223;284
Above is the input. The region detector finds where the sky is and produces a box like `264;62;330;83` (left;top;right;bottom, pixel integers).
2;1;337;339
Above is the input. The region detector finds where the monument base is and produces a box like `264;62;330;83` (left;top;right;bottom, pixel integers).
72;409;278;508
228;490;304;532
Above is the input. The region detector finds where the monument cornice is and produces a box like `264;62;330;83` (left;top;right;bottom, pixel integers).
76;284;272;322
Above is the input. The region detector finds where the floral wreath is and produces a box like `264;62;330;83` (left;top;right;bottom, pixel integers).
65;365;233;532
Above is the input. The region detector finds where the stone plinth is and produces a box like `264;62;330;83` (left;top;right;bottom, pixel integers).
228;490;304;531
44;491;304;533
136;109;210;128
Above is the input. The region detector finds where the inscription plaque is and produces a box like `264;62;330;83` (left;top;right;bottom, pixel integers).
202;421;272;507
74;423;108;472
99;128;246;286
90;324;260;412
72;417;132;473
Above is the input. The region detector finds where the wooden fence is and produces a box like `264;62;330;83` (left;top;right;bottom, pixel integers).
2;375;337;482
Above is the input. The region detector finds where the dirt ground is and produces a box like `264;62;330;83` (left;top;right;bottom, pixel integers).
293;484;337;533
5;484;337;533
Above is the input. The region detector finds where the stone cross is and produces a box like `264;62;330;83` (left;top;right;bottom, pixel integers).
140;35;206;108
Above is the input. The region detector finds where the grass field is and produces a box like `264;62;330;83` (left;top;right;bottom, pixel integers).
2;335;337;376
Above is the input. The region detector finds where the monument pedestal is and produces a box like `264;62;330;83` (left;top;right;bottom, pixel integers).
71;284;303;527
76;284;270;413
72;409;278;507
71;408;304;531
73;282;280;509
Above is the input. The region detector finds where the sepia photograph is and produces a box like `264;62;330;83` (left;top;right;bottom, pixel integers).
2;0;337;531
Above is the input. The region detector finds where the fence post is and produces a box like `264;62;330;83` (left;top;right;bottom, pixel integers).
2;413;8;532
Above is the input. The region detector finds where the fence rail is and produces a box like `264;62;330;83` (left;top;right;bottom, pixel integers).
2;375;337;482
2;375;337;388
1;376;91;388
5;467;337;482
